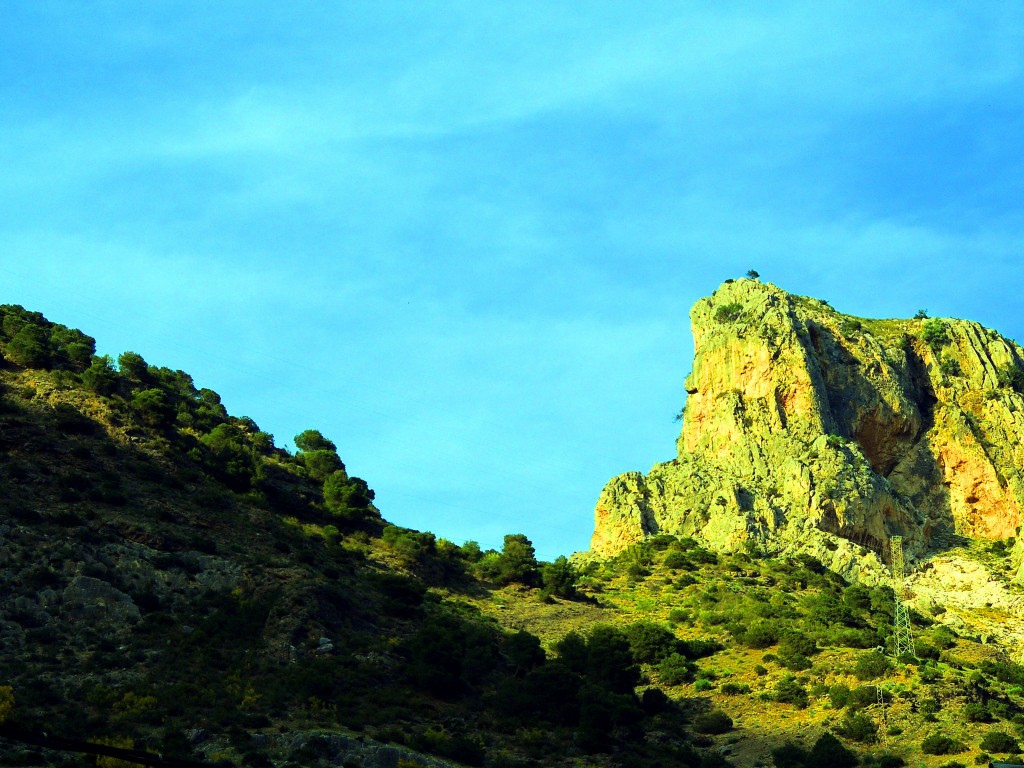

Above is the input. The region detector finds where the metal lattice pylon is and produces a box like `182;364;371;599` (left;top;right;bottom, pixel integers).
889;536;915;658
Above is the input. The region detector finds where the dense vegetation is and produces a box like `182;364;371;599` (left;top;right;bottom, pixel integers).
1;304;1023;767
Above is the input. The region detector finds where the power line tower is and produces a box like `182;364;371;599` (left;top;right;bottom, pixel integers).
875;684;888;738
889;535;915;658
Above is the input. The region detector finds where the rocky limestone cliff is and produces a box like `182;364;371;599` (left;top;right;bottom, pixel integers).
591;279;1024;581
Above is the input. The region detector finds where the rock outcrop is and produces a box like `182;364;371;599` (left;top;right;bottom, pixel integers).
907;551;1024;661
590;279;1024;580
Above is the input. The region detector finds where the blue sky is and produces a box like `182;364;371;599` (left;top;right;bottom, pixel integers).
2;3;1022;559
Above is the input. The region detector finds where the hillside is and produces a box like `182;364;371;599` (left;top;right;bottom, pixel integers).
2;295;1024;768
0;303;722;768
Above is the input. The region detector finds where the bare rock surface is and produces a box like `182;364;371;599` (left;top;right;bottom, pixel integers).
907;549;1024;662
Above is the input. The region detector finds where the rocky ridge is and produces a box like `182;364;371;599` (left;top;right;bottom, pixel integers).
590;279;1024;583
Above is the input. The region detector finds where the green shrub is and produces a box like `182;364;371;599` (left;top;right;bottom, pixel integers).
692;709;732;734
117;350;150;383
321;524;342;545
719;682;751;695
410;727;486;765
577;684;638;753
837;711;878;743
875;753;905;767
324;471;377;521
998;365;1024;394
989;701;1012;721
841;584;872;611
915;643;940;661
773;676;809;708
626;562;649;581
854;650;890;680
639;687;669;716
667;608;692;625
294;429;336;453
940;356;961;377
922;318;950;349
583;625;641;694
770;742;809;768
540;556;579;599
647;534;677;551
481;534;539;586
504;631;546;674
841;318;862;337
300;448;344;482
131;387;172;425
981;659;1024;686
405;613;499;696
383;525;437;566
847;685;879;711
678;637;723;659
805;591;858;628
828;683;851;708
199;423;258;490
624;621;679;665
714;303;744;323
741;619;779;649
779;631;817;657
778;631;817;670
931;625;958;650
809;732;858;768
688;547;718;565
964;702;991;723
5;323;51;367
662;551;692;570
921;733;966;755
980;730;1019;753
82;355;118;395
553;632;588;675
919;696;940;719
655;653;691;685
779;652;812;671
0;686;12;724
824;627;877;649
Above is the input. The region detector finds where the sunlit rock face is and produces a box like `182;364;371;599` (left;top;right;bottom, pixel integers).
590;279;1024;581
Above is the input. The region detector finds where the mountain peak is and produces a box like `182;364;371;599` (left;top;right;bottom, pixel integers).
590;282;1024;583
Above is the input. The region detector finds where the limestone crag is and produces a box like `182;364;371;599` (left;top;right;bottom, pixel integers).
591;280;1024;580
